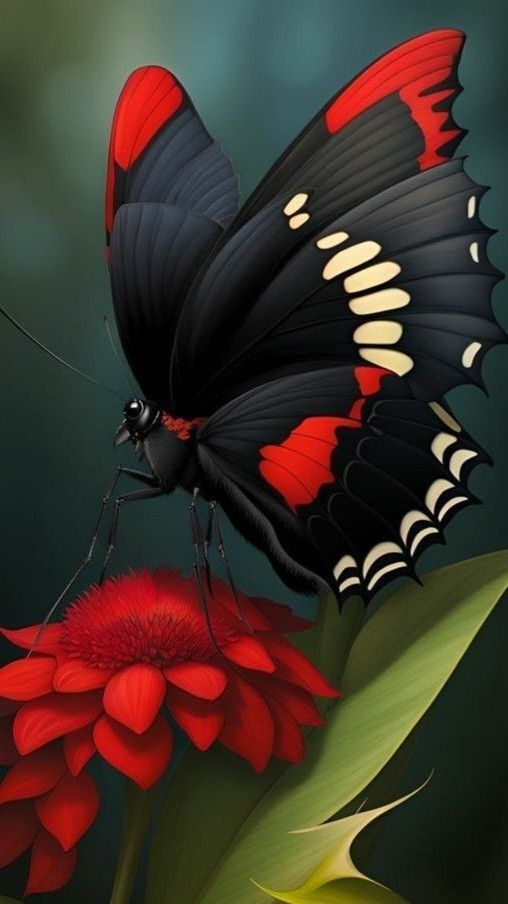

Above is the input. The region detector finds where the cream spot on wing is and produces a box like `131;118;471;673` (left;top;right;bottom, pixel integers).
288;212;310;230
438;495;468;521
359;348;413;375
431;433;457;464
467;196;476;219
338;576;362;594
349;288;410;316
353;321;403;345
429;402;462;433
367;561;406;592
344;260;401;294
400;510;432;546
462;341;482;368
316;231;349;250
425;479;455;515
410;525;439;557
449;448;478;479
322;241;381;281
469;241;479;263
362;542;403;578
283;193;308;216
333;555;357;582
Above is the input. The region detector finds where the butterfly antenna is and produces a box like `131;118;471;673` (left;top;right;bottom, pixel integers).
0;302;123;399
103;315;136;394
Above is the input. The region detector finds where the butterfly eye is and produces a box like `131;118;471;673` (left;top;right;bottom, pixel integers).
125;399;144;420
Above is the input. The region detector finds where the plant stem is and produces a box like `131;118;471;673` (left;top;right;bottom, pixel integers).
109;780;158;904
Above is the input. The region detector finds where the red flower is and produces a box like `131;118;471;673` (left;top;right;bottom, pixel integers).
0;569;340;894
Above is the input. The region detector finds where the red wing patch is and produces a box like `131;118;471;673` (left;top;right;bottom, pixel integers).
325;29;464;170
259;367;391;510
105;66;183;237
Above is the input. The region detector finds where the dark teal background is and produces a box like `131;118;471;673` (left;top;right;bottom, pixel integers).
1;1;507;901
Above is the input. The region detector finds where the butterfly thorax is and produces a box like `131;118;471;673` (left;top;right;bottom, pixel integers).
143;412;204;493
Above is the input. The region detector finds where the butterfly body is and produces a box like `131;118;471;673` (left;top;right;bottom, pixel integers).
103;30;505;602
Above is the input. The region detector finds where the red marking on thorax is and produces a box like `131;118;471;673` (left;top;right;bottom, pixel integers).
324;29;463;171
105;66;183;236
161;414;205;441
259;367;391;510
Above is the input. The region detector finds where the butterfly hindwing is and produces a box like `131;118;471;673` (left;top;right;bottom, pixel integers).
197;366;488;600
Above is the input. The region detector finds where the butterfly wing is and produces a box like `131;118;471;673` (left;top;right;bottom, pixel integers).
172;29;494;411
197;366;489;600
106;66;239;403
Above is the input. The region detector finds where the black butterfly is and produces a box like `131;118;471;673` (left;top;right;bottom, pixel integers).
17;28;505;609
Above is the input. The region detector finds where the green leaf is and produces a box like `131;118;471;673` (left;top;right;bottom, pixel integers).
254;783;426;903
146;549;508;904
0;895;22;903
146;596;358;904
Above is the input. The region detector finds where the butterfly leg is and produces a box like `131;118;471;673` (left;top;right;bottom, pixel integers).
29;466;157;654
190;489;225;654
209;503;253;632
100;483;163;582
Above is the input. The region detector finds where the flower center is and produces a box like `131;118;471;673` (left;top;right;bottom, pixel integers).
60;571;230;670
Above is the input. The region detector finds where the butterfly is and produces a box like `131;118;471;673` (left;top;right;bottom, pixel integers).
103;28;504;603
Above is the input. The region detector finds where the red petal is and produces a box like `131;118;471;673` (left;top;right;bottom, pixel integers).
210;578;271;631
103;664;166;734
0;799;39;867
0;743;66;804
223;635;275;673
14;691;103;754
268;699;305;764
25;829;77;896
93;714;172;789
64;726;96;776
53;660;114;693
251;676;324;727
164;661;227;700
0;715;18;764
0;656;56;700
219;674;274;772
1;623;63;655
36;771;99;851
263;634;341;697
253;599;313;633
166;686;224;750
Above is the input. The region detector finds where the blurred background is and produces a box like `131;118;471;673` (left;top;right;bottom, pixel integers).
0;0;507;901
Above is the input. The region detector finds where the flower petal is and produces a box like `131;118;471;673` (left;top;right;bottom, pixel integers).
166;686;225;750
0;743;66;804
210;578;272;631
63;726;96;776
263;634;341;697
0;656;56;700
53;660;114;693
0;715;18;764
25;829;77;896
93;714;172;789
164;661;227;700
1;623;63;655
103;664;166;734
252;598;313;633
14;691;103;755
36;771;99;851
251;676;324;727
222;635;275;673
268;698;305;764
219;674;274;772
0;800;39;867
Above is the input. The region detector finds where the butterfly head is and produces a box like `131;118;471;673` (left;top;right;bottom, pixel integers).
114;399;161;447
